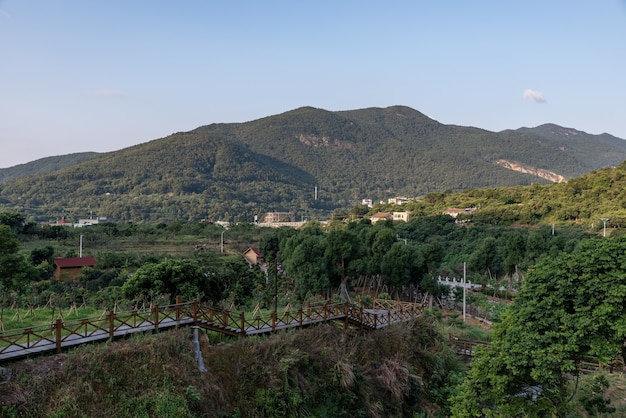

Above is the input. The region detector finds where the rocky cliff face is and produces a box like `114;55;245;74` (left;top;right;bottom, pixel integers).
496;159;566;183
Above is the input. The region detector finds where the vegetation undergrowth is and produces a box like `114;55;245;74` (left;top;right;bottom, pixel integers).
1;316;464;417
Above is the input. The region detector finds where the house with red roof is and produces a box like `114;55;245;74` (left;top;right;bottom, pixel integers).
53;256;97;281
243;248;264;266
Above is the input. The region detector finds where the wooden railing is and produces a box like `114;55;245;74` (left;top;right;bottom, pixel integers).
0;302;196;361
578;356;624;374
448;336;626;374
373;299;422;312
0;299;424;362
449;336;490;357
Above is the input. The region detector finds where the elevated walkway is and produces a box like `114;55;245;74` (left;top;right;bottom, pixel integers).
0;299;423;363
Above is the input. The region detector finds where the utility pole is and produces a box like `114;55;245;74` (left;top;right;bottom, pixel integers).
274;257;278;314
600;218;609;237
463;262;466;323
220;228;227;253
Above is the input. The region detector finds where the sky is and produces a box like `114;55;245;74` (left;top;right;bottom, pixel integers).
1;1;626;168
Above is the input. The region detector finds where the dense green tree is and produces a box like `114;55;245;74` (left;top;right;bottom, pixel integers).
259;227;296;261
260;228;295;311
29;245;56;281
451;236;626;416
281;231;329;300
96;251;139;269
420;241;445;276
325;229;366;298
349;204;370;220
36;225;71;239
500;230;526;284
76;267;121;293
467;236;497;278
524;228;552;266
0;225;35;290
380;242;415;292
122;258;210;303
211;257;262;307
418;243;448;308
0;212;25;234
368;227;397;276
29;246;55;266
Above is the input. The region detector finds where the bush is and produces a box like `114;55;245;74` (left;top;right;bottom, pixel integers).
359;294;373;308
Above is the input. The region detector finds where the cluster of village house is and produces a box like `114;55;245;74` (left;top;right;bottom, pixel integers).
49;204;476;282
244;205;476;272
41;216;108;228
264;195;476;225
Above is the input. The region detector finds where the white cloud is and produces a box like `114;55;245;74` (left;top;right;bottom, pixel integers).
93;89;128;98
523;89;546;103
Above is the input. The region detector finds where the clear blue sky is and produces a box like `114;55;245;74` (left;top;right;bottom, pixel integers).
2;1;625;168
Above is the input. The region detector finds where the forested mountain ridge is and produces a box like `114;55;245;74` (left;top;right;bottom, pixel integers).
512;123;626;169
1;106;625;222
391;160;626;229
0;152;100;184
197;106;604;196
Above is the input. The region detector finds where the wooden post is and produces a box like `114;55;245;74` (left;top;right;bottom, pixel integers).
223;310;229;328
108;309;115;341
192;300;198;324
360;307;364;330
240;311;245;336
343;303;348;330
55;318;63;353
298;308;303;328
271;311;276;333
175;295;181;322
153;304;159;333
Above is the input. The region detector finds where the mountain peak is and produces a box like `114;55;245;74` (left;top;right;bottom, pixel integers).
2;106;626;222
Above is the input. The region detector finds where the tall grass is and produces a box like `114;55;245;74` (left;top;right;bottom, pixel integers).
1;317;467;417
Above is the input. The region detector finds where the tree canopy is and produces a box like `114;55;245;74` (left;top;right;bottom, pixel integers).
452;235;626;416
122;258;210;303
0;224;35;291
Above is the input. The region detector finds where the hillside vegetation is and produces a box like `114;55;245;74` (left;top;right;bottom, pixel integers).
1;106;625;222
1;319;464;417
395;161;626;228
0;152;100;183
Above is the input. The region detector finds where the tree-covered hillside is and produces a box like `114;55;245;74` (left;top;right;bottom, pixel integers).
395;161;626;229
1;106;625;222
512;123;626;169
0;152;100;183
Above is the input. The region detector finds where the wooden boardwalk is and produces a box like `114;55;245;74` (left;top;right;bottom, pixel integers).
0;299;422;363
448;336;625;374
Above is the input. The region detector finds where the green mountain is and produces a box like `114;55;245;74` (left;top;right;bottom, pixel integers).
512;123;626;169
0;152;100;183
1;106;625;222
394;160;626;228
